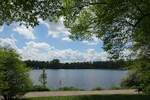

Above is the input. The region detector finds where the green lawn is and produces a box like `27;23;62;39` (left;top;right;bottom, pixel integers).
22;95;150;100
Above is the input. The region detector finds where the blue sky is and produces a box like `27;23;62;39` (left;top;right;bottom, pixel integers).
0;18;108;62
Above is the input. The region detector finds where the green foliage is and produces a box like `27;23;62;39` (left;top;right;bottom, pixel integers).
121;71;141;88
121;58;150;94
110;86;122;90
61;0;150;60
0;0;62;26
92;87;102;91
57;87;83;91
60;0;150;94
0;48;32;99
0;0;149;60
30;85;50;91
50;59;60;65
25;60;125;69
144;85;150;94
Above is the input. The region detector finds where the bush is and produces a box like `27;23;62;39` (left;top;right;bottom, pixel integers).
57;87;83;91
30;85;50;91
121;71;141;88
92;87;102;90
110;86;122;90
144;85;150;94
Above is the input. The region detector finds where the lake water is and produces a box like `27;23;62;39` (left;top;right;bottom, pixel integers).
30;69;128;90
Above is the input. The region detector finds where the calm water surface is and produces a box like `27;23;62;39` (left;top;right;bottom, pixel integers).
30;69;128;90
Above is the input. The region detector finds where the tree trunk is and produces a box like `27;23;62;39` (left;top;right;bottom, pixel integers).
3;95;8;100
3;95;13;100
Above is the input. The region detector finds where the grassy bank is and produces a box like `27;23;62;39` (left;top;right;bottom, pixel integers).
22;95;150;100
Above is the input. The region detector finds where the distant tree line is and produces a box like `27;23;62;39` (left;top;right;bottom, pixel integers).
24;59;126;70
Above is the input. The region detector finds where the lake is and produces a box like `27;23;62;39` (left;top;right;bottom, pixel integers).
30;69;128;90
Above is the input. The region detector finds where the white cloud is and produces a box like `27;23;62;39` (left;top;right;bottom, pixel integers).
82;40;98;45
26;41;51;50
39;18;71;39
82;36;102;46
39;18;103;45
0;37;108;62
13;25;35;39
0;25;4;32
62;37;72;42
84;49;108;61
19;41;108;62
19;41;54;61
0;37;18;50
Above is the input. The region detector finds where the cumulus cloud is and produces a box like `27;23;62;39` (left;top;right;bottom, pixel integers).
39;18;70;39
13;25;35;39
82;40;98;45
0;37;18;50
39;18;104;45
0;38;108;62
19;41;108;62
18;41;54;61
82;36;102;46
62;37;72;42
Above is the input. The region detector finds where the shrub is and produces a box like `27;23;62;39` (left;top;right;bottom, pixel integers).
144;85;150;94
57;87;83;91
92;87;102;90
121;71;141;88
110;86;122;90
30;85;50;91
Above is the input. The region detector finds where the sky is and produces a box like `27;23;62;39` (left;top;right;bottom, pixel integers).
0;18;109;63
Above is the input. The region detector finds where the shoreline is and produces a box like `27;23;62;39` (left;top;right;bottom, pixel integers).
23;89;137;98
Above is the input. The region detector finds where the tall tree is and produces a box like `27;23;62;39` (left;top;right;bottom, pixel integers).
61;0;150;59
0;48;32;100
61;0;150;93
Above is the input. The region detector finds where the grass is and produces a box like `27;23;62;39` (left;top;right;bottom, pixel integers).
22;95;150;100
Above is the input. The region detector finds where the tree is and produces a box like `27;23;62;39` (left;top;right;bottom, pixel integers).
0;48;32;100
60;0;150;93
0;0;149;93
50;59;60;65
0;0;62;26
61;0;150;59
1;0;149;59
39;68;47;88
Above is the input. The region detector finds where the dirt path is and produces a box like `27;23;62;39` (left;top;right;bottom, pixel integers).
23;89;137;98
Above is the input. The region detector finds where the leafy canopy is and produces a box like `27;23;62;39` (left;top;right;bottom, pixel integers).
0;0;149;59
0;48;32;99
61;0;150;59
